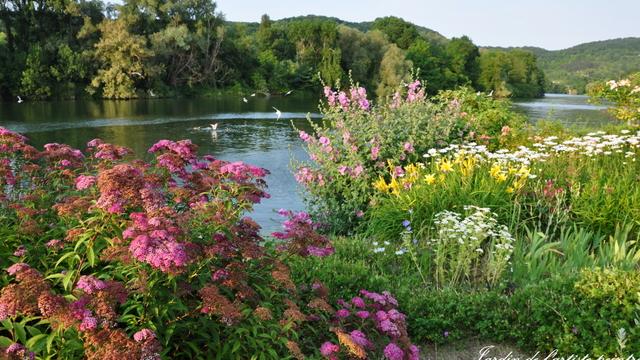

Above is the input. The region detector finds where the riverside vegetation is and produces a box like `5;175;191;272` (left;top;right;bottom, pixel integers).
0;1;547;101
0;74;639;359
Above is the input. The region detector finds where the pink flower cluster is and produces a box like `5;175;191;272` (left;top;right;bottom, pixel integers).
324;86;371;111
148;139;198;176
272;210;334;257
295;167;325;186
219;161;268;181
76;275;107;295
391;80;426;109
124;212;190;272
75;175;96;190
87;138;130;161
320;289;419;360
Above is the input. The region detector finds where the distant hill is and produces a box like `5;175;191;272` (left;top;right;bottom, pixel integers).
230;15;448;44
483;38;640;94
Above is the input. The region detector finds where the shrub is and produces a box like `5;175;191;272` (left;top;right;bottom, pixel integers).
294;83;526;234
0;127;420;359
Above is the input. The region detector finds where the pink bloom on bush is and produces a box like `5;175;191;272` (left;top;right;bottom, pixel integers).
75;175;97;190
352;165;364;177
408;345;420;360
371;146;380;160
76;275;108;294
46;239;63;249
351;296;366;308
320;342;340;357
338;166;350;176
134;328;156;342
338;91;350;110
324;86;337;106
335;308;350;318
6;263;30;275
319;137;331;147
355;210;364;218
384;343;404;360
212;269;229;281
356;310;370;319
13;245;26;257
299;131;311;142
79;316;98;331
350;330;372;349
403;142;414;153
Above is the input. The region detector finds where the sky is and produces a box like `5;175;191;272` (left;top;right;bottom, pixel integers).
217;0;640;50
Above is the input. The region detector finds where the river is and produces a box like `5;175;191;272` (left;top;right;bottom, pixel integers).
0;93;613;233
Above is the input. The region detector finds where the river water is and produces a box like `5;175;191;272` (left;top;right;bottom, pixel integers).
0;93;613;232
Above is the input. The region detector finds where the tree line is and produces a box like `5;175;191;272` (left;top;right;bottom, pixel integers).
0;1;546;100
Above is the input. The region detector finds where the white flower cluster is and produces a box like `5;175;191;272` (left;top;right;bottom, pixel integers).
423;129;640;165
432;206;514;257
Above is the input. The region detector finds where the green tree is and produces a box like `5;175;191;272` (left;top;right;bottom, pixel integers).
377;44;412;98
90;18;158;99
372;16;419;49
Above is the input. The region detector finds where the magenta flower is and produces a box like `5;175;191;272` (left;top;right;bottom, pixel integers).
134;328;156;342
79;316;98;331
403;142;414;153
75;175;97;190
384;343;404;360
6;263;30;276
76;275;107;294
335;308;350;318
299;131;311;142
355;310;370;319
371;146;380;160
320;342;340;357
350;330;372;349
351;296;366;309
13;245;26;257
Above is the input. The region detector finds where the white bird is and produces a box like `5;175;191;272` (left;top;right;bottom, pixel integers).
131;71;144;78
284;90;293;96
243;97;248;103
476;91;481;96
149;89;156;97
273;107;282;120
250;93;256;97
488;90;494;97
17;96;23;103
210;123;218;130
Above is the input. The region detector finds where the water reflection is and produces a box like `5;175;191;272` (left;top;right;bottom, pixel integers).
513;93;613;126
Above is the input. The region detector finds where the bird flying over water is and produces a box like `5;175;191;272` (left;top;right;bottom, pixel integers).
17;96;23;103
250;93;256;97
243;97;248;103
210;123;218;130
149;89;156;97
285;90;293;96
272;107;282;120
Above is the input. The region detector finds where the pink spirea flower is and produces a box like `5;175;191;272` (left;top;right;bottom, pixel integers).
133;328;156;342
335;309;350;318
76;275;107;294
352;165;364;177
212;269;229;281
75;175;97;190
349;330;372;349
6;263;30;275
13;245;26;257
356;310;370;319
45;239;63;249
408;345;420;360
320;342;340;357
384;343;405;360
351;296;366;309
79;316;98;331
355;210;364;218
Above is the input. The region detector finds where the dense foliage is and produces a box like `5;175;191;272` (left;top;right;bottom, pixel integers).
292;80;640;356
0;2;546;100
588;72;640;125
0;127;420;359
